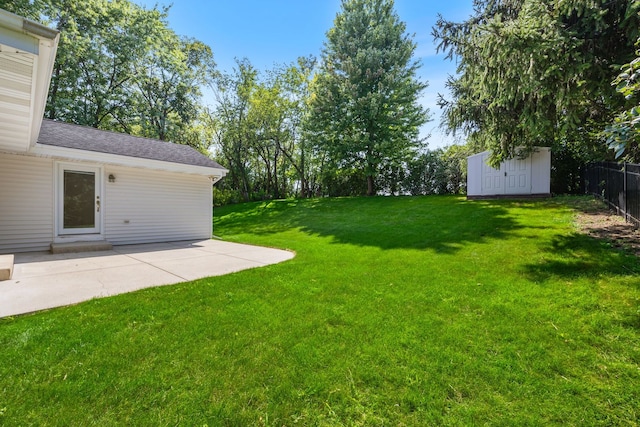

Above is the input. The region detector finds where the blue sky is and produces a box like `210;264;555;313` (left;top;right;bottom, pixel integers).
135;0;473;149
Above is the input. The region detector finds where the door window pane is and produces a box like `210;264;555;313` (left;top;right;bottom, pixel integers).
63;170;95;229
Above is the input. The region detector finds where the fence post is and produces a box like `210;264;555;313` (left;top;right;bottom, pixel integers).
603;163;611;206
623;162;628;222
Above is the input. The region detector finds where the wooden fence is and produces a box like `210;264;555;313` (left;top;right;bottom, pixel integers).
584;161;640;226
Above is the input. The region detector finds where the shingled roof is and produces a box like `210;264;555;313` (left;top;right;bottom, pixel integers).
37;119;224;170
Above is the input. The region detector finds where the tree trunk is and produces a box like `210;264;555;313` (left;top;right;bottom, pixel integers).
47;62;62;120
367;175;375;196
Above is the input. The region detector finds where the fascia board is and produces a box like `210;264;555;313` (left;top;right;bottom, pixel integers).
29;34;59;146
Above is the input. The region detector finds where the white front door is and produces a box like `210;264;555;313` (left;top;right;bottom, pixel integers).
57;164;102;235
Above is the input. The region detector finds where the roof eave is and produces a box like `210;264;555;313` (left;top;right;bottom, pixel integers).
28;36;59;148
30;143;228;179
0;9;59;152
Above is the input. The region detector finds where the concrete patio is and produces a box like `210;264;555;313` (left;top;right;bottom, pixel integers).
0;239;294;318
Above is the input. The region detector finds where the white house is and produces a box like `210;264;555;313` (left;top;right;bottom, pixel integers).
0;8;227;256
467;147;551;199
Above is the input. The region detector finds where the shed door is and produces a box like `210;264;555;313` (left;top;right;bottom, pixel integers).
57;165;102;235
504;157;531;195
481;153;505;195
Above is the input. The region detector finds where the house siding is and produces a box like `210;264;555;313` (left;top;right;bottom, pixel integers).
0;52;34;152
0;152;54;253
104;166;212;245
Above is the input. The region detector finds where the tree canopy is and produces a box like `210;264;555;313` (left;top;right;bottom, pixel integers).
0;0;216;149
1;0;470;201
433;0;640;164
309;0;429;195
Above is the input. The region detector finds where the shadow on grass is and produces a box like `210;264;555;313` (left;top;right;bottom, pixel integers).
522;232;640;284
215;196;524;253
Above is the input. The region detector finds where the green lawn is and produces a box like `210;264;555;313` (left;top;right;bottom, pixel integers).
1;196;639;425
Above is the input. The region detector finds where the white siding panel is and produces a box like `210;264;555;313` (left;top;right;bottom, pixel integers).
105;166;212;245
0;153;54;253
466;154;483;196
0;52;33;152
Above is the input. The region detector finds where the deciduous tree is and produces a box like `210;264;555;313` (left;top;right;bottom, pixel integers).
39;0;168;130
1;0;215;151
210;59;257;202
134;35;216;147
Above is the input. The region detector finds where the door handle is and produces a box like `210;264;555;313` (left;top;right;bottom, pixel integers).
96;196;100;212
504;172;507;177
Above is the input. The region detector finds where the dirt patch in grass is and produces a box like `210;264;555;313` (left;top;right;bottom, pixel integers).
570;197;640;257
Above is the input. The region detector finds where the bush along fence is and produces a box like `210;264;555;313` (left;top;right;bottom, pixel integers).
585;161;640;226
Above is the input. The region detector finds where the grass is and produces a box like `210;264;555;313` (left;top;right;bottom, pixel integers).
1;195;639;425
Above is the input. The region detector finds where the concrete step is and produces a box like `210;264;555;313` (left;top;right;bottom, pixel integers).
50;241;113;254
0;254;14;281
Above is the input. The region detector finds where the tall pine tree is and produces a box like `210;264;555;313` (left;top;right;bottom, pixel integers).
433;0;640;164
309;0;428;196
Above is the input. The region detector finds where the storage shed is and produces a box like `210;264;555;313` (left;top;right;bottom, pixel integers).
467;147;551;199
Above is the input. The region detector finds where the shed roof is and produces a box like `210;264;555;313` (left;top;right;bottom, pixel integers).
37;119;224;170
466;146;550;160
